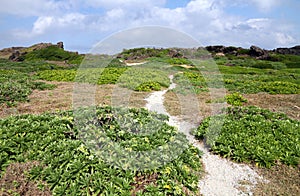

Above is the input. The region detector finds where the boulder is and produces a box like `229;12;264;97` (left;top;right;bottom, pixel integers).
249;45;269;60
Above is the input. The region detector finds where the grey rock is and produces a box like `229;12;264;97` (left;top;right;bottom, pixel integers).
249;45;269;60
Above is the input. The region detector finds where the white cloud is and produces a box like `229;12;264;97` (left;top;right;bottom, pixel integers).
0;0;66;16
233;18;271;31
250;0;283;11
1;0;299;52
275;33;296;46
148;7;186;26
84;0;166;9
13;13;86;38
106;8;125;19
219;0;284;12
32;16;54;35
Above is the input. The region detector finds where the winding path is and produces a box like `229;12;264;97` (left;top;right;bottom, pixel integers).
145;75;264;196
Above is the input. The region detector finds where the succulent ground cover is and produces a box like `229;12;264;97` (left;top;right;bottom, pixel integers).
0;106;203;195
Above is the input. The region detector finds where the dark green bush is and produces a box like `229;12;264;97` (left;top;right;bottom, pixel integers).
25;46;83;64
252;61;274;69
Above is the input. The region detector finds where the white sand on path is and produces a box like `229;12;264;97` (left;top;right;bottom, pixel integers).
144;75;264;196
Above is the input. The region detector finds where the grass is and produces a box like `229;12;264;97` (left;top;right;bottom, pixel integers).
244;93;300;120
253;163;300;195
0;81;150;119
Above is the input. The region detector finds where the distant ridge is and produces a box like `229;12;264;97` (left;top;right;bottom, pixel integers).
0;43;299;61
0;42;66;61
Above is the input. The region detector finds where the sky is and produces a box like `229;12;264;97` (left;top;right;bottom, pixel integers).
0;0;299;53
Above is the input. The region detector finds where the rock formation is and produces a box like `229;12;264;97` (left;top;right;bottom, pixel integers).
0;42;65;61
205;45;241;55
275;46;300;55
57;42;64;49
249;45;269;60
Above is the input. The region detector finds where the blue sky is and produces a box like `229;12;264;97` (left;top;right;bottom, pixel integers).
0;0;299;53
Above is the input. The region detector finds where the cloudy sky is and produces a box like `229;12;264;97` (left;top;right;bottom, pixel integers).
0;0;299;53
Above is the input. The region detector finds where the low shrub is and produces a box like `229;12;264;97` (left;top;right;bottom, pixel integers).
225;92;248;106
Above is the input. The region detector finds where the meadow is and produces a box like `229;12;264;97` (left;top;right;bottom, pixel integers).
0;46;299;195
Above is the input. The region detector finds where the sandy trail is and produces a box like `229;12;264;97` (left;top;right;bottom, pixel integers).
145;75;264;196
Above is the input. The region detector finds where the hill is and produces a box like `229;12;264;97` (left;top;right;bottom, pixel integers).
0;42;84;65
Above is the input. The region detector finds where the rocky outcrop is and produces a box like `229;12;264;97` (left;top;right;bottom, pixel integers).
275;46;300;55
249;45;269;60
9;51;24;61
206;45;226;53
1;42;65;61
206;45;241;55
57;42;64;49
0;47;25;59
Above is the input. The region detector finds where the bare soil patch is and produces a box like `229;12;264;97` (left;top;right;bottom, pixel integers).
244;93;300;120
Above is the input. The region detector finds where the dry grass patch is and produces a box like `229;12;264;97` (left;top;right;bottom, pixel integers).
0;81;150;118
244;93;300;120
253;164;300;196
164;90;227;124
0;162;51;196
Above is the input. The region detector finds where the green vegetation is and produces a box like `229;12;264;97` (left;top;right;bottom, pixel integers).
120;48;173;60
35;70;76;82
0;59;66;73
1;45;300;195
215;56;287;70
193;106;300;168
225;92;248;106
172;63;300;94
0;70;55;106
172;71;208;94
269;53;300;68
148;57;193;65
207;92;248;106
0;106;202;195
36;67;170;91
118;68;170;91
215;52;300;69
24;45;84;64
